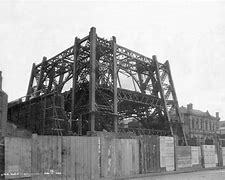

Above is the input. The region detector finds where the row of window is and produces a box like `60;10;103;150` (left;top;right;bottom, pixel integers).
191;118;218;131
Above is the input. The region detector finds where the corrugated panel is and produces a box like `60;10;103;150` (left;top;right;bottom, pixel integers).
191;146;201;166
100;138;139;178
139;136;160;173
176;146;191;169
31;135;62;180
202;145;216;168
159;136;175;171
4;137;31;179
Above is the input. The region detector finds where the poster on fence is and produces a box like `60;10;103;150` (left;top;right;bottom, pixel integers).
159;136;174;171
191;146;200;165
202;145;216;168
223;147;225;166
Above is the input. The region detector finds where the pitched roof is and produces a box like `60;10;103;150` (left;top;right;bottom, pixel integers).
179;106;219;119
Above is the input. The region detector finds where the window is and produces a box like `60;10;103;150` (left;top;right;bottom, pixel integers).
192;119;195;129
199;119;202;130
196;119;199;130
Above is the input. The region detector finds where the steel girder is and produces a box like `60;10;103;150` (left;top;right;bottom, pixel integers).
8;27;186;144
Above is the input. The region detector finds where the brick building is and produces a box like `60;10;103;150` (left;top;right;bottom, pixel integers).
178;103;220;145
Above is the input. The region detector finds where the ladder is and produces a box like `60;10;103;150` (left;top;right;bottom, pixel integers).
42;93;68;136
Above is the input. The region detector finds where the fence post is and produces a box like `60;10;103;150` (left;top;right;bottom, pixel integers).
173;135;177;171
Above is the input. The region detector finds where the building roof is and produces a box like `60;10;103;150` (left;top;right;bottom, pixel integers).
179;106;219;120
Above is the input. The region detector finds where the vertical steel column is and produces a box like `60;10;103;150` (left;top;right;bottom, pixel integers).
153;55;174;136
36;56;47;96
71;37;79;120
26;63;36;100
89;27;97;132
165;60;187;145
78;114;82;135
112;36;118;132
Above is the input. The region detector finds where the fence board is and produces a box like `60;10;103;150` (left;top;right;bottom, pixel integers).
31;135;62;180
176;146;191;169
139;136;160;173
202;145;216;168
191;146;201;166
222;147;225;166
100;138;139;178
61;136;100;180
159;136;175;171
4;137;31;179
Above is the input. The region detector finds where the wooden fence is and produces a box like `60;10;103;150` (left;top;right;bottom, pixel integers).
1;135;225;180
176;146;192;169
139;136;160;173
159;136;175;171
202;145;217;168
101;137;139;177
223;147;225;166
191;146;202;167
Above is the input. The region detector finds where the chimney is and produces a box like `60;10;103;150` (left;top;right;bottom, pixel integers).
187;103;193;111
0;71;2;90
216;112;219;118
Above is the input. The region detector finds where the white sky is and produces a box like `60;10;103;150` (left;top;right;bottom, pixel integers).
0;0;225;120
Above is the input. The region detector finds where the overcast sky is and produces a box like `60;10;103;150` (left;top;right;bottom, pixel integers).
0;0;225;120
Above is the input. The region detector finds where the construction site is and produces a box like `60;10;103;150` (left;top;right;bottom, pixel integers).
0;27;225;180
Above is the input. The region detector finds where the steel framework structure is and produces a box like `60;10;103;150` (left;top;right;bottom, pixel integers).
8;27;187;144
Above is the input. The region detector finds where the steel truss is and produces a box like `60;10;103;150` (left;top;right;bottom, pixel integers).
8;27;187;144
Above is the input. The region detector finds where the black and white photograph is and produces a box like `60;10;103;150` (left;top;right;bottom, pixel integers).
0;0;225;179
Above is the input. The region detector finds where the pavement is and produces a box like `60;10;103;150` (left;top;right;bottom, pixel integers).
112;166;225;180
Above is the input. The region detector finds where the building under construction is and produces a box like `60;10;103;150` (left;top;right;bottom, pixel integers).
7;27;187;144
